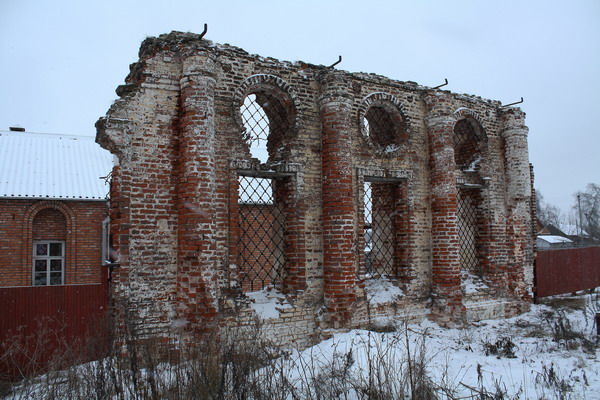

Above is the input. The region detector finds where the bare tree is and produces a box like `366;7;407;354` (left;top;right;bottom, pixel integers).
536;190;566;228
573;183;600;241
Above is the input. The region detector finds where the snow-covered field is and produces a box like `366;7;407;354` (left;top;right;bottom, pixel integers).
284;294;600;399
3;293;599;399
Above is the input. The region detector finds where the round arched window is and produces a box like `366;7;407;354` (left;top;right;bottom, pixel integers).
453;118;486;170
236;76;296;164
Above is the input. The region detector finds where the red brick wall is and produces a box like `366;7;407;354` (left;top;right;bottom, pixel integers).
0;199;107;287
96;32;534;339
239;203;277;292
32;208;67;241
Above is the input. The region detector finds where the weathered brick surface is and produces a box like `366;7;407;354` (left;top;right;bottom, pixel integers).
0;199;107;286
97;31;535;343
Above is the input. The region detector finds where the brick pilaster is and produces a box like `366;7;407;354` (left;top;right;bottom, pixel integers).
176;52;219;330
423;92;464;322
318;71;357;328
501;108;533;300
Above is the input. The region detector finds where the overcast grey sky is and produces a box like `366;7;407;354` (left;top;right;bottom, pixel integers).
1;0;598;213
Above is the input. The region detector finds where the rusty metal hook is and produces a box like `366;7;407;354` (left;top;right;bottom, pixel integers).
501;97;524;108
329;55;342;68
432;78;448;90
199;23;208;40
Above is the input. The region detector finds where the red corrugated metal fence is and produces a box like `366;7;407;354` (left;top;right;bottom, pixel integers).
535;246;600;297
0;277;108;377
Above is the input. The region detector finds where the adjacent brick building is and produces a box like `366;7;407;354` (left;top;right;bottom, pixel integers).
0;130;113;287
0;130;113;366
97;32;535;346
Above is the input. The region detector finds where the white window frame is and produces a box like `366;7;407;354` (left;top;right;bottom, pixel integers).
32;240;65;286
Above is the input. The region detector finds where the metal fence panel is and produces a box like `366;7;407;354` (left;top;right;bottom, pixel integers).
535;246;600;297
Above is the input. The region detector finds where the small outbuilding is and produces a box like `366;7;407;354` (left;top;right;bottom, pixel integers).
536;235;573;250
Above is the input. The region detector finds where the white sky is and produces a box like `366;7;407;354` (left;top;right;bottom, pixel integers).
1;0;598;212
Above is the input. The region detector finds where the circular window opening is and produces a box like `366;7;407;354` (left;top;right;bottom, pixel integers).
361;101;406;152
240;90;294;164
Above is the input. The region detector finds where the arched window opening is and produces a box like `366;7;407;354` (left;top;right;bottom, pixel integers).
240;90;294;164
454;117;487;282
241;94;269;163
32;208;67;286
454;118;485;170
236;81;298;294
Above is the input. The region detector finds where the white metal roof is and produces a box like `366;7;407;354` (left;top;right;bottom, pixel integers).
0;130;113;201
537;235;573;244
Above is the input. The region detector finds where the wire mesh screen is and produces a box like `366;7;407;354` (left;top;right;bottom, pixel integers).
457;188;480;273
364;181;396;278
454;118;482;170
240;93;293;164
238;175;285;292
364;106;397;147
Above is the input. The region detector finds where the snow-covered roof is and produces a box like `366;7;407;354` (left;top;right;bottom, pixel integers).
537;235;573;244
0;130;113;201
558;223;588;237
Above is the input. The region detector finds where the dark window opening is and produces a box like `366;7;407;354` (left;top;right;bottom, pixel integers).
454;118;485;170
362;103;406;150
363;180;401;279
457;188;482;276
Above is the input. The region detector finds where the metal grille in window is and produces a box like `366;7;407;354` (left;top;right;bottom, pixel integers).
457;189;480;273
364;107;397;147
364;181;396;278
238;175;285;292
362;104;406;149
240;93;292;163
454;119;483;170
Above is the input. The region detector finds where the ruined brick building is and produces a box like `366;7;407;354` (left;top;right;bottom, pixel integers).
96;32;535;346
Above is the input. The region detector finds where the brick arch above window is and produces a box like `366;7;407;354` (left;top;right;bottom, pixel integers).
233;74;299;163
358;92;409;156
453;107;487;132
22;201;77;283
23;201;76;228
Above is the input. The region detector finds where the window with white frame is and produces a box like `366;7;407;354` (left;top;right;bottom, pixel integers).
33;241;65;286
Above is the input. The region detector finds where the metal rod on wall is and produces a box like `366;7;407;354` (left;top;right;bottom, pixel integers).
432;78;448;90
199;23;208;40
500;97;524;108
329;55;342;68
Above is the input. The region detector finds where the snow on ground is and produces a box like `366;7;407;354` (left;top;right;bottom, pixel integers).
281;293;600;399
364;277;404;305
246;286;292;319
5;293;599;399
461;272;490;294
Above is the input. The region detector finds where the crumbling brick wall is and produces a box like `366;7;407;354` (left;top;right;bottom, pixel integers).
97;31;534;344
